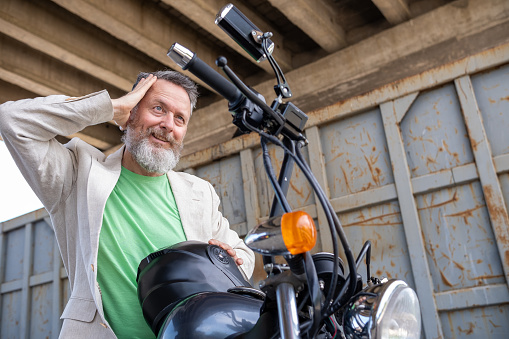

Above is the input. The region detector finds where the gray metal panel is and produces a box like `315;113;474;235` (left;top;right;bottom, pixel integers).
4;227;25;282
415;181;505;292
32;219;54;276
320;108;394;199
381;98;442;338
339;200;416;289
1;290;22;338
471;63;509;157
3;45;509;339
196;155;247;234
1;211;66;339
401;83;474;177
440;304;509;337
29;283;53;338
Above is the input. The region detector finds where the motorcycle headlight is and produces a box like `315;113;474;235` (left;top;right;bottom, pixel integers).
343;279;421;339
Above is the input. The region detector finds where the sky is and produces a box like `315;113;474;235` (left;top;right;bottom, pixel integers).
0;140;44;223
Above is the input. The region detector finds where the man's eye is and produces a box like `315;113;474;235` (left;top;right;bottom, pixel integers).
154;106;163;111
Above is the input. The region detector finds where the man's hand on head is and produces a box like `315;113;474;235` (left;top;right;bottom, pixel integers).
111;74;158;130
208;239;244;266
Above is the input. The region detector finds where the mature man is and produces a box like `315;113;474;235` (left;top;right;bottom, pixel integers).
0;70;255;338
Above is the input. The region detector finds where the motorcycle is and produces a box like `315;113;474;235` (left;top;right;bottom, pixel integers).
136;4;422;338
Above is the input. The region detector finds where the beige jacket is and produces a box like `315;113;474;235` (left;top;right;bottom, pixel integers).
0;90;255;338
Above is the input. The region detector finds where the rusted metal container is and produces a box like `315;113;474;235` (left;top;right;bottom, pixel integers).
2;44;509;338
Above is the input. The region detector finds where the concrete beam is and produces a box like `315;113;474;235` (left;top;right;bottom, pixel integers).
162;0;293;72
0;0;168;93
183;0;509;155
50;0;268;93
267;0;347;53
0;17;133;92
372;0;411;25
0;67;60;97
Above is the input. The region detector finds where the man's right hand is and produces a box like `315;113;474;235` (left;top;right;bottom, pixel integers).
110;74;158;130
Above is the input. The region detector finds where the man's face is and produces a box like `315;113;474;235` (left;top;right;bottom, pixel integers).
123;79;192;174
129;79;191;147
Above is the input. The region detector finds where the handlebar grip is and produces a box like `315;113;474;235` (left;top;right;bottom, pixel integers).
168;43;243;106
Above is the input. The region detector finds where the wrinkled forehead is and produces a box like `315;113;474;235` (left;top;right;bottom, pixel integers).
146;80;191;114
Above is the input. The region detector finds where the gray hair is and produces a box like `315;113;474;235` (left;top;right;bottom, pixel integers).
132;70;198;112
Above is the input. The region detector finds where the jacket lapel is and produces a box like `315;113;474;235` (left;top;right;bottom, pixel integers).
167;171;204;241
86;146;124;262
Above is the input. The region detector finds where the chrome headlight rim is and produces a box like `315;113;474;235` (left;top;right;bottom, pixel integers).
343;279;421;339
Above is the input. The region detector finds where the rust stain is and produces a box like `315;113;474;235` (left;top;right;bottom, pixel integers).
426;155;438;165
433;98;441;112
444;204;484;224
453;260;465;270
442;140;460;164
326;152;345;165
506;251;509;272
364;155;381;186
410;134;434;144
440;251;451;260
290;182;305;199
418;191;459;210
340;165;352;194
342;211;400;227
467;272;504;281
483;185;509;239
440;270;455;287
489;319;501;328
457;322;475;335
468;134;480;152
501;95;509;102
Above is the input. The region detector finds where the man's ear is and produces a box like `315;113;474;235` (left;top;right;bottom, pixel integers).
126;109;136;126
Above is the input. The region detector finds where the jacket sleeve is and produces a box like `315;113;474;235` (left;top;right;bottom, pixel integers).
0;90;114;214
207;182;256;279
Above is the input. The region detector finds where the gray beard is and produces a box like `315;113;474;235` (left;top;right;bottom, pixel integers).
122;126;183;174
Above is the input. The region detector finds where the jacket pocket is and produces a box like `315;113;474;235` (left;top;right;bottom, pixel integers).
60;297;97;322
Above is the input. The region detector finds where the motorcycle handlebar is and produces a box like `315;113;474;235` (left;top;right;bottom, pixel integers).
168;43;244;108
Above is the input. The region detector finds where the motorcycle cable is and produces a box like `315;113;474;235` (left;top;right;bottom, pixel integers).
355;240;372;283
259;127;323;335
325;241;374;317
246;122;327;336
294;143;340;311
220;55;357;334
259;131;359;335
261;137;292;214
294;142;359;307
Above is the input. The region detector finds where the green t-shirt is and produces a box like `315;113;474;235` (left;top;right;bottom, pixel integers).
97;167;187;339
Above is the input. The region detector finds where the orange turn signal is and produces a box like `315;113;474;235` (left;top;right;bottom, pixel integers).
281;211;317;255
